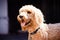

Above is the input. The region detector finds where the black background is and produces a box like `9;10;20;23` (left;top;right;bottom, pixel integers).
8;0;60;34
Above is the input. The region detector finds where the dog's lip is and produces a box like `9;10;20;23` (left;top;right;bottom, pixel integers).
25;20;31;25
21;20;31;27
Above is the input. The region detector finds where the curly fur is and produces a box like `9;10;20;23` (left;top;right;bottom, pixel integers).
17;5;60;40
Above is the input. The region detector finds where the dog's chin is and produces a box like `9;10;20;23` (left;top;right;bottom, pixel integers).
21;19;31;27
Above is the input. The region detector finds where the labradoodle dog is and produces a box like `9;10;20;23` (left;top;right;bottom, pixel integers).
17;5;60;40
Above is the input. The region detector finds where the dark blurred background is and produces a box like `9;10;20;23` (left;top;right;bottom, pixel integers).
0;0;60;40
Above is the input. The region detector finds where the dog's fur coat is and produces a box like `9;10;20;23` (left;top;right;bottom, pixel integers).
17;5;60;40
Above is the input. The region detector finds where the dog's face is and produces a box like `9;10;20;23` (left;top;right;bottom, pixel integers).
17;5;44;31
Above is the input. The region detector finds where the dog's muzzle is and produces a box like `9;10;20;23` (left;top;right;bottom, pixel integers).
19;15;31;27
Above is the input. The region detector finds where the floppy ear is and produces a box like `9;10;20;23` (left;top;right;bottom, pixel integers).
34;8;44;25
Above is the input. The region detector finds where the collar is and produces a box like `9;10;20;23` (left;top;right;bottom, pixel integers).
30;27;40;35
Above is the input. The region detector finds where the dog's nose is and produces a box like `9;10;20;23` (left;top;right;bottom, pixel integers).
19;16;23;18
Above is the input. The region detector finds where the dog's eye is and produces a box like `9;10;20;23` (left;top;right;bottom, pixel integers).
27;11;31;14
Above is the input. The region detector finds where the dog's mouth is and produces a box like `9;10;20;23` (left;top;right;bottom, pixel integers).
25;20;31;25
21;19;31;27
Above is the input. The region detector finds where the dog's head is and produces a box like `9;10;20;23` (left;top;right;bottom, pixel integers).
17;5;44;31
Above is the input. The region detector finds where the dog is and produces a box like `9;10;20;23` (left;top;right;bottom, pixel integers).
17;5;60;40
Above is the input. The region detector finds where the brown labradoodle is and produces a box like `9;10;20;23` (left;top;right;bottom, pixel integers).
17;5;60;40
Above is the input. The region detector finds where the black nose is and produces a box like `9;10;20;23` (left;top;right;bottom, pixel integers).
19;16;23;18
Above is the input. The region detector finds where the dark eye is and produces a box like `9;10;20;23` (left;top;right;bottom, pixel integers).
27;11;31;14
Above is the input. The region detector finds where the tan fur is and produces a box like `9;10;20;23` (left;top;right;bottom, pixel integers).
17;5;60;40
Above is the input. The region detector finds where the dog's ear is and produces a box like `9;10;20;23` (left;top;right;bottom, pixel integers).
34;8;44;25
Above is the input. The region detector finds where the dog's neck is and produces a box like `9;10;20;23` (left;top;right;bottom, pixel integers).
27;24;40;34
30;27;40;35
28;23;43;34
28;23;48;40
